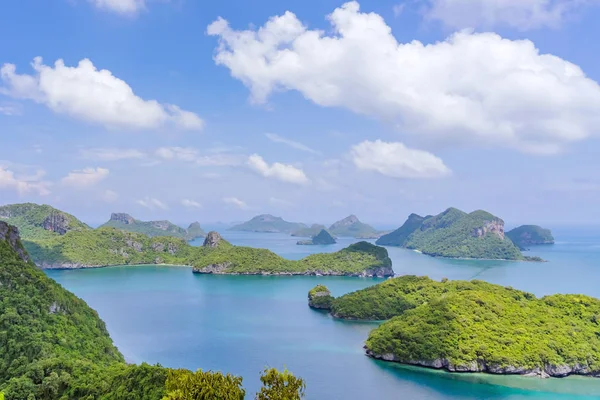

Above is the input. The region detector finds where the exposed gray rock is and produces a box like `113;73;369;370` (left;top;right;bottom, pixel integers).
110;213;135;225
42;212;70;235
472;218;505;239
193;262;232;274
203;231;223;248
0;221;30;263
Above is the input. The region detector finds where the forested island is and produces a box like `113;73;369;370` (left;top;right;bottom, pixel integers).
328;215;380;238
506;225;555;249
229;214;306;233
308;276;600;378
101;212;206;241
297;229;336;245
376;208;542;261
0;220;305;399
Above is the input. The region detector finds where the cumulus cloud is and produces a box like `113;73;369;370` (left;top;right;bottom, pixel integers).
90;0;146;15
81;148;145;161
0;166;51;195
137;197;168;210
208;1;600;154
182;199;202;208
102;189;119;202
223;196;248;209
265;133;320;154
247;154;310;185
351;140;451;178
424;0;597;31
61;167;109;187
0;57;203;131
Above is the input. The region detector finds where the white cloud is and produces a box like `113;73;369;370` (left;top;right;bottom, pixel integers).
0;102;21;116
0;166;51;195
61;167;109;187
90;0;145;15
0;57;203;131
351;140;451;178
137;197;168;210
247;154;310;185
424;0;597;31
102;189;119;202
81;148;145;161
182;199;202;208
208;2;600;154
223;196;248;209
156;147;198;162
265;133;320;154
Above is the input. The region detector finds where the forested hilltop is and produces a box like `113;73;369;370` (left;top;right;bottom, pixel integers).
0;220;305;399
308;276;600;378
100;212;205;241
376;208;537;260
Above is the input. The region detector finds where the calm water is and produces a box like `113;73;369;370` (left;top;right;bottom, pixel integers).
46;227;600;399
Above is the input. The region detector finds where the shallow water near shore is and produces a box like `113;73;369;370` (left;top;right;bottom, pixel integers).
46;226;600;399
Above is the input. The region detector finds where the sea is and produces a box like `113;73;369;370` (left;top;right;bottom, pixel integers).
45;226;600;399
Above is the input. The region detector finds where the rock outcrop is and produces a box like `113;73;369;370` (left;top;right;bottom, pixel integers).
0;221;30;263
308;285;334;309
42;213;71;235
110;213;135;225
203;231;223;248
472;218;505;239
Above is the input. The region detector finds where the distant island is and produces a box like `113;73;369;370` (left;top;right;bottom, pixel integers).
297;229;336;245
376;208;542;261
291;224;327;237
328;215;380;238
100;212;205;241
308;276;600;379
229;214;306;233
0;220;305;398
506;225;555;249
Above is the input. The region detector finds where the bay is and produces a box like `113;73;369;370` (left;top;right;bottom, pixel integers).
45;226;600;399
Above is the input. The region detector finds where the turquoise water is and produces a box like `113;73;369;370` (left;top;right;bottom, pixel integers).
45;227;600;399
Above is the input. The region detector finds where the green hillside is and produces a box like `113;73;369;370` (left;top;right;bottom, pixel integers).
100;213;204;241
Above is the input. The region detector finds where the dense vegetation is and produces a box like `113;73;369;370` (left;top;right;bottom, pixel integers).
365;285;600;377
291;224;327;237
229;214;306;233
100;214;204;241
0;203;90;241
506;225;555;249
377;208;524;260
308;285;334;309
0;221;306;399
328;215;379;238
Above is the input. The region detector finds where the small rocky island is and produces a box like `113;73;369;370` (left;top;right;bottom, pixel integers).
308;285;334;309
297;229;336;245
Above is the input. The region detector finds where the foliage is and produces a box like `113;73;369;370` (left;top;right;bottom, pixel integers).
256;368;305;400
308;285;333;309
379;208;524;260
229;215;307;233
163;369;244;400
291;224;327;237
100;218;194;241
0;203;90;241
376;214;425;246
506;225;555;249
328;215;378;239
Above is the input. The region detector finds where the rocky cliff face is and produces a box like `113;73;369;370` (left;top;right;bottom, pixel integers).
110;213;135;225
0;221;30;263
42;213;70;235
330;215;359;229
149;220;171;231
472;218;505;239
203;231;223;248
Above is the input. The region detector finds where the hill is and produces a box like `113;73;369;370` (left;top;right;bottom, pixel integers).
297;229;336;245
229;214;306;233
0;221;305;398
506;225;555;249
291;224;327;237
328;215;379;238
100;213;205;241
0;203;91;240
377;208;525;260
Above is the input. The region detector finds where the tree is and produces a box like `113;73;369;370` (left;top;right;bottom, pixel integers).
256;368;305;400
163;369;245;400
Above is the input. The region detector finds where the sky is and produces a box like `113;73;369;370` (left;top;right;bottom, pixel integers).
1;0;600;227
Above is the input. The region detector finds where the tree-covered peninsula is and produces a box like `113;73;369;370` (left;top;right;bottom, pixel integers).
0;221;306;399
308;275;600;378
506;225;555;249
377;208;529;260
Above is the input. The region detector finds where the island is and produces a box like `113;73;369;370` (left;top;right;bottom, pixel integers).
328;215;379;238
0;220;305;398
100;212;205;241
376;208;538;260
297;229;336;245
506;225;555;249
291;224;327;237
229;214;307;233
308;285;334;309
307;275;600;379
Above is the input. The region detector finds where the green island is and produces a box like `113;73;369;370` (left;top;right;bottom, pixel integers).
100;212;205;241
376;208;542;261
328;215;380;239
296;229;336;246
0;220;306;399
308;285;334;309
291;224;328;237
308;275;600;378
506;225;555;249
229;214;306;233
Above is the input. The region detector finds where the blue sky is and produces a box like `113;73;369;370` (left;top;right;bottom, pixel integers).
1;0;600;227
